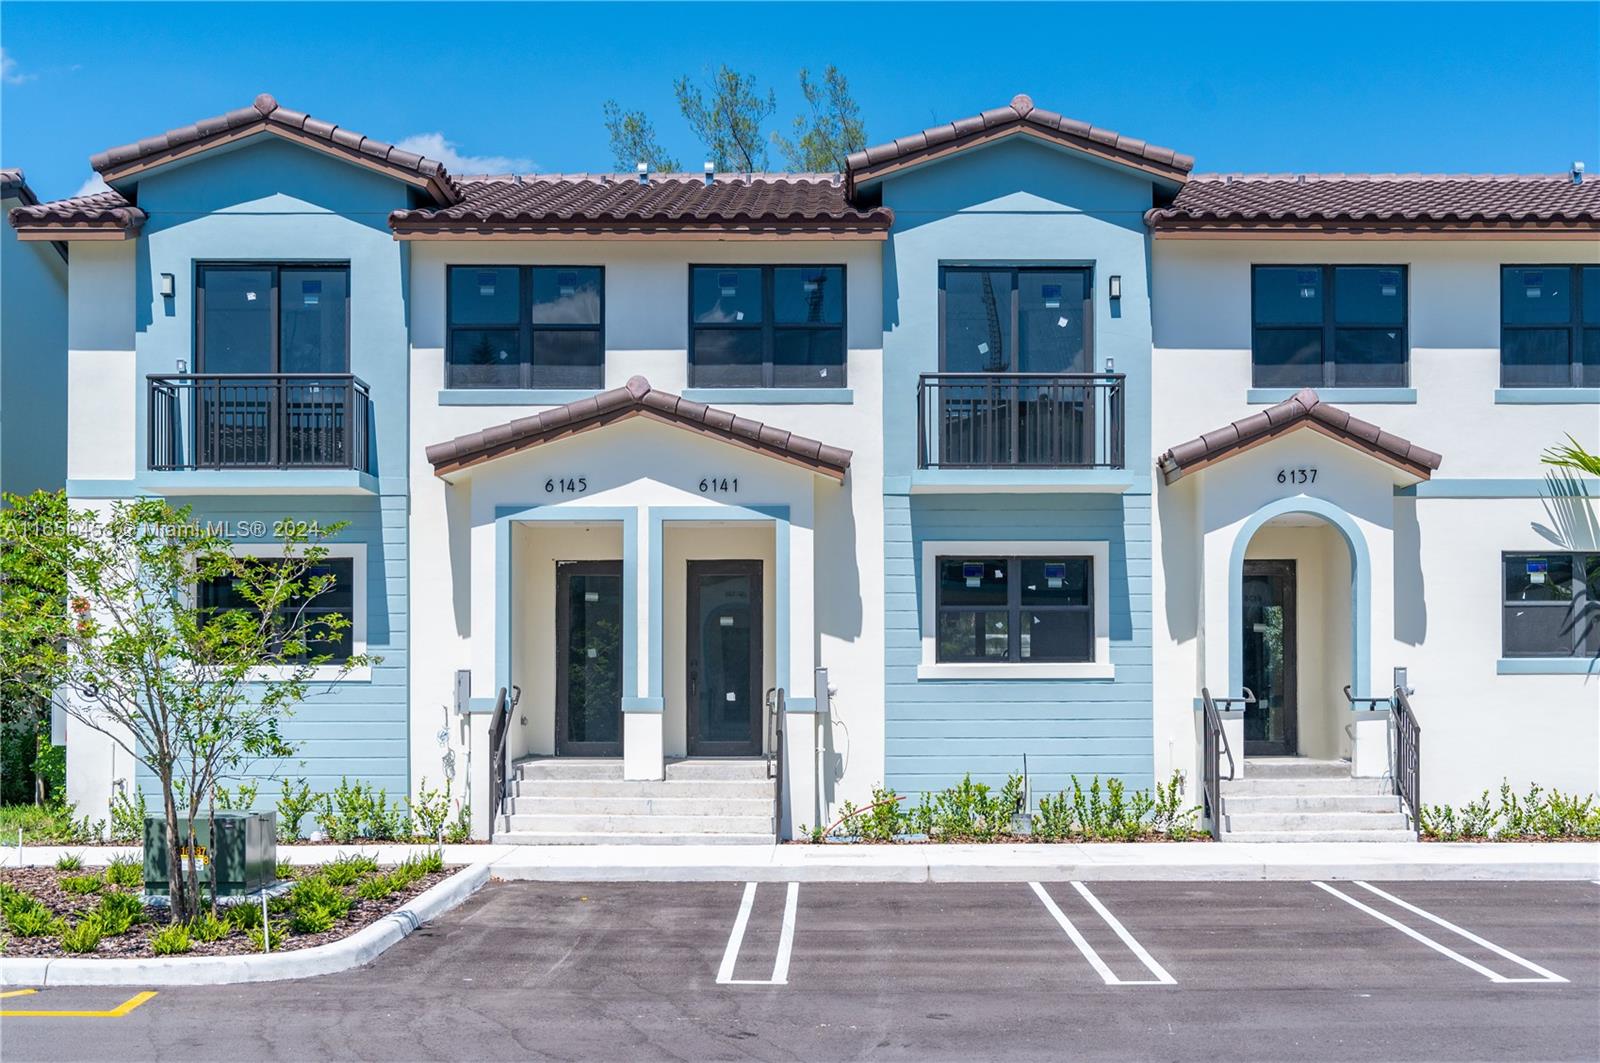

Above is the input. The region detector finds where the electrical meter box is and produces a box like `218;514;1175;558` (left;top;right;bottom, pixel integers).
143;811;277;897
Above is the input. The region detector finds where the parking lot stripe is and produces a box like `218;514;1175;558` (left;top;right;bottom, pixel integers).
716;881;799;987
1351;881;1567;983
1030;882;1174;987
1313;882;1565;984
1070;882;1176;985
1;989;39;1000
1;991;158;1018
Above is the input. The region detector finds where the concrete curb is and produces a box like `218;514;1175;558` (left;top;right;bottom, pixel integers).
0;863;489;987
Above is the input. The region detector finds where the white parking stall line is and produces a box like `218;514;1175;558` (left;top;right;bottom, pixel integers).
1313;881;1566;984
716;881;799;986
1351;881;1567;983
1029;882;1175;986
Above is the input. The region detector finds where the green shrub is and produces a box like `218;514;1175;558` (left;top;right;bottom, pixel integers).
226;900;263;931
445;802;472;844
59;916;104;953
355;873;395;901
150;923;192;955
189;912;230;943
94;891;145;935
0;802;100;845
1032;790;1074;841
60;872;104;895
416;849;444;874
289;902;338;935
107;786;148;844
1420;779;1600;840
925;774;1022;840
54;851;82;871
389;852;439;888
321;853;378;888
247;917;281;952
275;777;318;843
314;777;409;842
215;780;260;812
6;903;60;937
409;777;451;842
104;853;143;889
0;880;31;915
289;875;351;919
275;860;295;882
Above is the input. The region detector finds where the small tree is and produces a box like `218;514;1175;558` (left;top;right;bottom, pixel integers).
674;65;777;172
773;66;867;172
0;494;371;922
1;490;70;804
602;100;680;172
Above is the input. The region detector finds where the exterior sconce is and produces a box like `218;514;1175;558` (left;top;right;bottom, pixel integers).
159;272;175;298
1108;275;1122;300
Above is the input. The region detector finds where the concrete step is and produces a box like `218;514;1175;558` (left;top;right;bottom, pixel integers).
507;794;774;817
493;831;776;846
1221;829;1418;843
1222;793;1401;815
1222;775;1394;797
1242;758;1353;780
513;778;775;800
1225;810;1410;832
514;758;770;782
500;812;774;835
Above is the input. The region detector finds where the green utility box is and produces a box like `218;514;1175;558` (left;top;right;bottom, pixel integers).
143;811;277;898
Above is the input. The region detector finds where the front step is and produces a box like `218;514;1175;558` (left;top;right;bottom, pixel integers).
1222;829;1418;843
1225;810;1409;833
1217;758;1415;842
514;757;770;781
506;795;773;817
1242;758;1355;779
492;831;776;846
501;812;774;834
1222;793;1400;814
1222;776;1394;797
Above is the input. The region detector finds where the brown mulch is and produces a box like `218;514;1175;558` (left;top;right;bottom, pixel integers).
0;864;456;959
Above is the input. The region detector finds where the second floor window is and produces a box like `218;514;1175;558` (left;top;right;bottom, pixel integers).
447;266;604;389
1251;265;1407;389
689;265;845;388
197;264;349;374
1501;266;1600;388
940;266;1092;373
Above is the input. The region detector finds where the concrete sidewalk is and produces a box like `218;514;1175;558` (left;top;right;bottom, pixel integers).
9;840;1597;882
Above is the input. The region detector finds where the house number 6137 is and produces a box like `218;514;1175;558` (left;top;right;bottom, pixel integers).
1277;467;1317;485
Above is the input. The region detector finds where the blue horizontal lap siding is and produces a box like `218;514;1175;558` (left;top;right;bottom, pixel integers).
883;493;1154;803
133;493;409;807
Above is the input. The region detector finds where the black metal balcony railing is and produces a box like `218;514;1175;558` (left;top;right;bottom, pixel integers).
916;372;1125;470
148;373;372;473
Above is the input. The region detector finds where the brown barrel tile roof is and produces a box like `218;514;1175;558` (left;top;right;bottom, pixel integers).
390;173;892;237
89;93;462;206
1156;388;1442;483
845;94;1195;195
1;168;39;206
426;375;853;480
1147;173;1600;234
9;188;147;237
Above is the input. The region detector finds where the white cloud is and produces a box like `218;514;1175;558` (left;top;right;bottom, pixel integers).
2;48;36;86
75;174;111;197
394;132;535;175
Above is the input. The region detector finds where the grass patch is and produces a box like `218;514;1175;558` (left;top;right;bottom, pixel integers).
54;852;83;871
0;803;98;845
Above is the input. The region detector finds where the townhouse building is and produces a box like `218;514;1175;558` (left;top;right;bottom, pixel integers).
9;93;1596;843
1;169;68;499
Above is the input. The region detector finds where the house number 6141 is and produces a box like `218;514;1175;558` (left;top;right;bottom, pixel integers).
1277;467;1317;485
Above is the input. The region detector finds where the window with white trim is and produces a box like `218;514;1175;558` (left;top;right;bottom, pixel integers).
935;555;1093;663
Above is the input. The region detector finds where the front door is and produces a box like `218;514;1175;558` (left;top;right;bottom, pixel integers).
686;560;763;756
1242;559;1298;757
555;561;623;756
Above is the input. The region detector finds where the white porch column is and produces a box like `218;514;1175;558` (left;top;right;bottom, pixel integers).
781;518;819;837
624;507;664;780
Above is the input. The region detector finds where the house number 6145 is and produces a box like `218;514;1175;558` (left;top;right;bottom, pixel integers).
1277;467;1317;485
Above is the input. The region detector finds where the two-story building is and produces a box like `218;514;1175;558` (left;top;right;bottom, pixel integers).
9;92;1597;843
1;168;68;499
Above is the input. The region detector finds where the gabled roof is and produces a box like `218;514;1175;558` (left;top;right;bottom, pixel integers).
391;173;891;239
89;93;462;206
1147;173;1600;236
845;94;1194;198
9;189;146;240
1156;388;1442;484
426;376;853;480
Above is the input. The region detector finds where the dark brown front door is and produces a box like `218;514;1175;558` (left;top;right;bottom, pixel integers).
1242;559;1298;757
686;560;763;757
556;561;623;756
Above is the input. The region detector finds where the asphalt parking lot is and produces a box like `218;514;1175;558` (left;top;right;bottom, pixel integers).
4;879;1598;1062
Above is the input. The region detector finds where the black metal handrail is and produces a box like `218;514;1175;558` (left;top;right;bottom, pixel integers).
916;372;1125;470
1392;686;1421;833
1200;687;1248;840
766;687;785;841
1342;685;1393;713
148;372;372;472
487;686;513;832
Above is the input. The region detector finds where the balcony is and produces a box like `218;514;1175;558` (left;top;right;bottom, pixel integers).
147;373;372;487
916;372;1125;472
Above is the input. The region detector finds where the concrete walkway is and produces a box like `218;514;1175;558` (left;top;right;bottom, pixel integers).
9;840;1597;882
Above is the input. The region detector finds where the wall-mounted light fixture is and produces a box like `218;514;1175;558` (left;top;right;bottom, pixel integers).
159;272;175;298
1108;275;1122;300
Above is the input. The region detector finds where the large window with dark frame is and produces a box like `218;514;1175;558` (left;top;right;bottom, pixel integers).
197;557;357;664
1502;552;1600;658
196;264;350;374
688;265;845;388
446;266;604;389
939;266;1093;373
1499;266;1600;388
1251;265;1408;388
934;555;1093;663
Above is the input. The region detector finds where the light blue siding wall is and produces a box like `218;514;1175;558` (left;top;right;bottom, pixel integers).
0;196;68;497
878;137;1160;801
123;138;412;807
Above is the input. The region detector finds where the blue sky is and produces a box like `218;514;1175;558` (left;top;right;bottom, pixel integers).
2;1;1597;200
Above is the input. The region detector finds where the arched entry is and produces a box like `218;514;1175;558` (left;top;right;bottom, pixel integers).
1222;496;1376;746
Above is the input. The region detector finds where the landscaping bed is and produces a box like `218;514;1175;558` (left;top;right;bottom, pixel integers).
0;852;455;959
